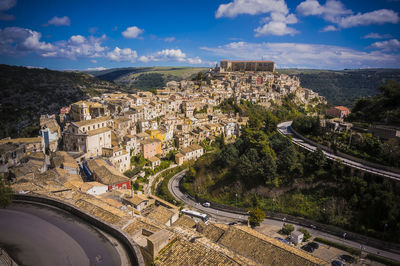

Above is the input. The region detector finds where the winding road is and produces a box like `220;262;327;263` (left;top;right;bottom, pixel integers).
168;170;400;262
0;202;127;266
278;121;400;181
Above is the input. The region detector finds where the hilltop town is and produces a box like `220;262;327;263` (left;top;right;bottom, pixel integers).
0;61;328;265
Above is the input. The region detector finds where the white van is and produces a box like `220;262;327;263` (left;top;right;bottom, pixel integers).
202;202;211;207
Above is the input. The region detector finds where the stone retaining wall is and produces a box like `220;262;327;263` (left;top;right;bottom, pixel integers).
13;194;145;266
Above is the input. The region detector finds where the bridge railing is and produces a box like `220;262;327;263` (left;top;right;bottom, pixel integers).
289;126;400;175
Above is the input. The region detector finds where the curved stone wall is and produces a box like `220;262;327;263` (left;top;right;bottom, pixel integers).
13;194;145;266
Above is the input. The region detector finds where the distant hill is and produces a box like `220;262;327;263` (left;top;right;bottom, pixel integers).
277;68;400;107
0;64;123;139
85;66;208;90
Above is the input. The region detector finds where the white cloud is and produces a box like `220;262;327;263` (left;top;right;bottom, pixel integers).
48;34;107;59
370;39;400;52
338;9;400;28
138;48;209;65
0;0;16;20
47;16;70;26
107;47;138;62
296;0;399;29
201;41;400;69
164;37;176;42
122;26;144;39
215;0;288;18
215;0;298;37
0;26;209;65
296;0;351;22
321;25;338;32
138;49;186;63
23;30;54;51
255;21;298;36
0;27;108;59
363;33;392;39
87;66;107;71
70;35;85;44
255;13;298;36
0;27;53;55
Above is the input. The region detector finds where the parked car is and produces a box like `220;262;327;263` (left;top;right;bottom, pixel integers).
202;202;210;207
228;222;237;226
331;260;345;266
310;224;317;229
308;242;320;250
301;245;314;253
339;255;355;263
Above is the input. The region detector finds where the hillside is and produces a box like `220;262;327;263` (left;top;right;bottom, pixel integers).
349;80;400;125
85;66;208;89
277;68;400;107
182;101;400;243
0;64;124;139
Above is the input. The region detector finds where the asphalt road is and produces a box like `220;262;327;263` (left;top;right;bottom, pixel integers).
0;202;123;266
168;171;400;262
277;121;400;181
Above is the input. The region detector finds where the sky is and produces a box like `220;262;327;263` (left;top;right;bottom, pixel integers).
0;0;399;70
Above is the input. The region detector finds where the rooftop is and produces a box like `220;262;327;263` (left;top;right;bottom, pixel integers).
73;116;111;127
146;205;177;225
87;127;111;136
217;226;326;265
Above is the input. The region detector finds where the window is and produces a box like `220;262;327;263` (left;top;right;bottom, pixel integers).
88;126;91;130
100;137;102;141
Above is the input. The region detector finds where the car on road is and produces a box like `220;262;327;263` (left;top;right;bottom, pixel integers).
202;202;211;207
310;224;317;229
228;222;237;226
339;255;355;263
331;260;345;266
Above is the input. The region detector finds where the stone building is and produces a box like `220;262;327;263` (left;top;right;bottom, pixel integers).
63;116;113;157
220;60;275;73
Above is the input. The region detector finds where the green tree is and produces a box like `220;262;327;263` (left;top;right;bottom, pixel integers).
0;177;12;208
263;112;278;134
248;208;265;226
306;147;326;171
218;144;239;167
281;223;295;235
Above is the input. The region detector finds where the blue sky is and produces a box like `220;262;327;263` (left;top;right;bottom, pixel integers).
0;0;399;70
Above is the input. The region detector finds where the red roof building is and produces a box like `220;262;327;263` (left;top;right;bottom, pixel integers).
326;106;351;118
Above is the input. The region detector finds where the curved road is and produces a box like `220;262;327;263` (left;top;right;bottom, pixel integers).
0;202;125;266
278;121;400;181
168;171;400;262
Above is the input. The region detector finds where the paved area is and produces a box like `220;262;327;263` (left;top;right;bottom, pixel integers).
0;202;125;266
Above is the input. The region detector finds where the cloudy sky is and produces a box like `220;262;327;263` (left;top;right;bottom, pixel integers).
0;0;399;70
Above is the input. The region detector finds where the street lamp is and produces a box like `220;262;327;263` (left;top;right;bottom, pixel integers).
384;223;388;239
235;193;238;208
